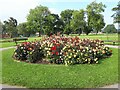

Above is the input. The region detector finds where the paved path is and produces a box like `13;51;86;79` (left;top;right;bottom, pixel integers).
105;45;120;49
100;83;119;88
0;84;25;89
0;46;16;51
0;45;119;89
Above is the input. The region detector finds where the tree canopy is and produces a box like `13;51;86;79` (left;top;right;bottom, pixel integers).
3;17;18;38
112;1;120;23
2;1;108;37
86;1;106;34
103;24;117;33
27;5;50;36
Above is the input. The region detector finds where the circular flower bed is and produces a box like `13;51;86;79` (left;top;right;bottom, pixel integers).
13;35;112;65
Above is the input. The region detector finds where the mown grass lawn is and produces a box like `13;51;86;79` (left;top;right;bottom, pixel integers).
70;33;118;41
2;48;118;88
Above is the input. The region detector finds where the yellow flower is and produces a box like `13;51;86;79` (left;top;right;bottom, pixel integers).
74;55;76;57
94;58;98;61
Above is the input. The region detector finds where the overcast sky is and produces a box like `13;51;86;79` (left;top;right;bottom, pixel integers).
0;0;119;27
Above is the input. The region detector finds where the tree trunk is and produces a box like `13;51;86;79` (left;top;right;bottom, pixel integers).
86;33;89;35
38;31;41;37
96;30;98;35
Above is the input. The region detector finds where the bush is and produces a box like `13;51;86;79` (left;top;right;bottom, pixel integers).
13;35;112;65
13;42;44;63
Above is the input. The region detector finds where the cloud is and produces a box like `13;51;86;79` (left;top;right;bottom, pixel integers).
0;0;40;23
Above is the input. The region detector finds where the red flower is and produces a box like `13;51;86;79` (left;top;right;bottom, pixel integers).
56;52;59;55
51;46;56;50
52;52;55;54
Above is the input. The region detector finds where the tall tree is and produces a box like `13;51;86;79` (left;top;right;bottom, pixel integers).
17;22;36;37
43;14;64;35
60;9;73;35
3;17;18;38
111;1;120;23
86;1;106;34
70;9;85;35
83;24;93;35
27;5;50;36
0;21;3;34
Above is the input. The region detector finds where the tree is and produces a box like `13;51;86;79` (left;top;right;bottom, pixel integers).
3;17;18;38
103;24;117;33
111;1;120;23
70;9;86;35
86;1;106;34
83;24;93;35
17;22;36;37
60;9;73;35
43;14;64;35
0;20;3;34
27;5;50;36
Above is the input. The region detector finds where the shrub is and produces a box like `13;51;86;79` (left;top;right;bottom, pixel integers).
13;42;44;63
13;35;112;65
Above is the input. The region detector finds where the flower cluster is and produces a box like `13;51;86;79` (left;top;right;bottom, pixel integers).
13;35;112;65
13;41;44;63
40;35;112;65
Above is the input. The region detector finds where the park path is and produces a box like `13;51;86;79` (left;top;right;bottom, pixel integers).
0;46;16;51
0;84;25;89
0;45;119;89
105;45;120;49
100;83;119;88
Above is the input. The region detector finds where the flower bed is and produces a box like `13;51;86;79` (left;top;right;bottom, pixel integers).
13;35;112;65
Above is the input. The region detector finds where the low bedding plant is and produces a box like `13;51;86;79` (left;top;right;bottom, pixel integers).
13;35;112;65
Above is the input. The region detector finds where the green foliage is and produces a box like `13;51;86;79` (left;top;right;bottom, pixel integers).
43;14;64;35
17;22;36;37
60;9;73;35
103;24;117;33
3;17;18;38
86;1;106;34
83;25;93;35
0;20;3;34
27;5;50;36
70;9;85;35
112;1;120;23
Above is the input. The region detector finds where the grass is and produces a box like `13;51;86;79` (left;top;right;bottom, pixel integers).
69;33;118;41
2;48;118;88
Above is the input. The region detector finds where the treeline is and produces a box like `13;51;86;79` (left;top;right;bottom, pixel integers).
0;1;118;38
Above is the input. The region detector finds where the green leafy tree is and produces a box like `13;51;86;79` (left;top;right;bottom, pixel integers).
86;1;106;34
103;24;117;33
83;24;93;35
60;9;73;35
111;1;120;23
27;5;50;36
3;17;18;38
70;9;85;35
17;22;36;37
43;14;64;35
0;20;3;34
